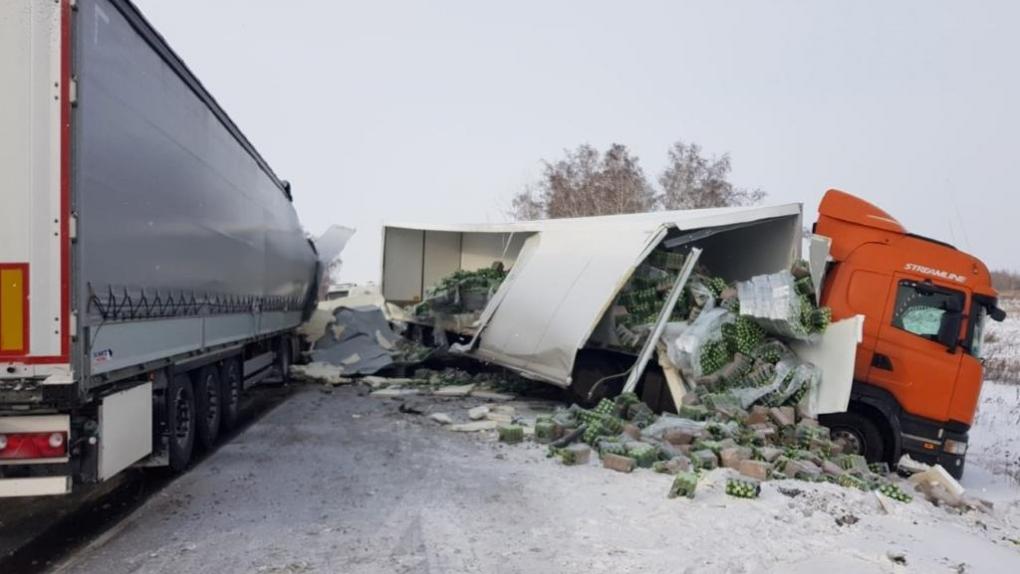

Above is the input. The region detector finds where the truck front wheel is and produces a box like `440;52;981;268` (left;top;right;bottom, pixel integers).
168;374;196;472
824;411;885;463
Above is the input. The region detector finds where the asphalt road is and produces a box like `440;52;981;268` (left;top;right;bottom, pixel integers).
0;385;293;574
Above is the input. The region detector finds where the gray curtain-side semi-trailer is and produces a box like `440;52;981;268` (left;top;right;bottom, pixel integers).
0;0;318;496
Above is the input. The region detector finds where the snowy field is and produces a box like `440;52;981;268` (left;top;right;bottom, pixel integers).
982;295;1020;383
969;294;1020;486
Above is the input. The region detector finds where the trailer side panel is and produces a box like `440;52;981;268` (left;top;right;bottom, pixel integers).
74;0;316;380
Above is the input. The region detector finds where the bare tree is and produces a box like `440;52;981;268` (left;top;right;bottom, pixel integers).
509;143;655;219
990;269;1020;293
658;141;765;210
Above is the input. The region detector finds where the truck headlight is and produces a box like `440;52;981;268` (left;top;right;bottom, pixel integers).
944;439;968;455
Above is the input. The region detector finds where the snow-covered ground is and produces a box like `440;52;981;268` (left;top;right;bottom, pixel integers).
967;294;1020;492
45;296;1020;574
55;384;1020;574
982;296;1020;383
970;382;1020;486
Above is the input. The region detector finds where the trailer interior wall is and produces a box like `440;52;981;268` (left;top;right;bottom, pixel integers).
74;0;317;379
586;216;803;348
680;216;803;282
381;227;530;303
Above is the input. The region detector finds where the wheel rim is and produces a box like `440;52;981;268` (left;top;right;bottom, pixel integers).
174;387;192;444
205;373;219;424
832;428;864;455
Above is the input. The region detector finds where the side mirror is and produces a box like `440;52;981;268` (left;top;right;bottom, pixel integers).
937;311;963;352
990;306;1007;322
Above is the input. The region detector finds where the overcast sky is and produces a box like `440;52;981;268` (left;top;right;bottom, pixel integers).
134;0;1019;283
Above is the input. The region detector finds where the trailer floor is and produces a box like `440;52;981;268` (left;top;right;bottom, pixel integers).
42;383;1020;574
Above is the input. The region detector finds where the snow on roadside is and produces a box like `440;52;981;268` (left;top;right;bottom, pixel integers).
983;296;1020;382
969;382;1020;486
969;293;1020;485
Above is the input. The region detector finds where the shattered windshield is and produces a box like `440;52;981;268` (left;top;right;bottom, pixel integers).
891;281;964;342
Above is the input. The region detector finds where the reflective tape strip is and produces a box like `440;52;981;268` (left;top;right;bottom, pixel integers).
0;264;29;354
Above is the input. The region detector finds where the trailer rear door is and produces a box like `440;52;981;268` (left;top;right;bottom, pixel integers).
0;0;72;378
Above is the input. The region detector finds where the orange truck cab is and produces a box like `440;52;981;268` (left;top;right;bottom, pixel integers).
815;190;1006;478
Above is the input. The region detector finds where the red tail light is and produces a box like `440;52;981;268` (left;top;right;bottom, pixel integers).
0;431;68;460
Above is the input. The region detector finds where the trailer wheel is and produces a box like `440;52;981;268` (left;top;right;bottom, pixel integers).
277;338;292;383
168;374;196;472
220;359;243;432
194;366;222;449
824;412;885;463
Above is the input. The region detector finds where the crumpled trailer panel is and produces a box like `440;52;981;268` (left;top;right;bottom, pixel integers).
382;204;807;386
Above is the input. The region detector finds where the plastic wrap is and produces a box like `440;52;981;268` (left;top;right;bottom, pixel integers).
729;356;821;409
668;307;734;378
736;270;816;340
640;414;707;440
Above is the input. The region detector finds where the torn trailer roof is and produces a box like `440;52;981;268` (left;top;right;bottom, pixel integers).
381;203;808;386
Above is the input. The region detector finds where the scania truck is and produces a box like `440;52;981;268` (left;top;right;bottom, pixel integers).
1;0;319;496
815;190;1005;478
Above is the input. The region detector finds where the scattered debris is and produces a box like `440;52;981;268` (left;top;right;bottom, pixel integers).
558;444;591;466
369;388;419;398
304;305;430;375
908;465;965;499
398;401;426;415
835;513;859;527
471;390;516;402
498;424;524;444
725;478;761;499
468;406;490;420
896;454;933;476
603;453;637;473
449;421;499;432
886;550;908;566
433;384;476;397
429;413;453;425
290;362;352;386
667;472;699;499
777;486;803;498
411;265;507;328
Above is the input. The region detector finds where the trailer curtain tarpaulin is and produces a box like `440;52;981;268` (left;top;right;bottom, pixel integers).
384;204;806;384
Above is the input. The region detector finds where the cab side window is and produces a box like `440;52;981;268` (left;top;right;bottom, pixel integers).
891;280;964;341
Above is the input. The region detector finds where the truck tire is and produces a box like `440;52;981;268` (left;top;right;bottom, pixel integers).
219;359;243;432
168;374;196;472
194;366;222;450
824;411;885;463
277;338;292;383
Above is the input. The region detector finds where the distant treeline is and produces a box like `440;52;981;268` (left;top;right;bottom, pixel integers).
991;270;1020;292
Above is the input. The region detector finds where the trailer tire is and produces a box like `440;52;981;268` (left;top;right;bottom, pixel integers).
194;366;222;450
824;411;885;463
220;359;243;432
168;374;196;472
277;338;292;383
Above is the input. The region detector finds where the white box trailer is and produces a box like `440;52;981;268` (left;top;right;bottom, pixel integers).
0;0;319;496
380;205;861;411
